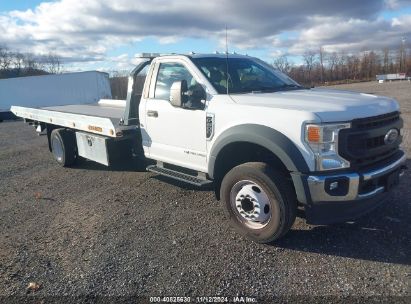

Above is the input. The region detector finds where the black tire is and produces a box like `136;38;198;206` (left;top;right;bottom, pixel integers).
220;162;297;243
50;129;77;167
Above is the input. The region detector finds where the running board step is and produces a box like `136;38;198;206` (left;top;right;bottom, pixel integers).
147;165;212;187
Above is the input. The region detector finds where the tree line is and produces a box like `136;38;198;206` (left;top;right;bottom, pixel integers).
0;45;63;79
274;46;411;86
2;43;410;95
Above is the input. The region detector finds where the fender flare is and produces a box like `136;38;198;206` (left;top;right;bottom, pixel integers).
208;124;309;179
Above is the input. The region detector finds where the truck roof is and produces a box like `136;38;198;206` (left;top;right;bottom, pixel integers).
188;53;251;59
137;52;251;60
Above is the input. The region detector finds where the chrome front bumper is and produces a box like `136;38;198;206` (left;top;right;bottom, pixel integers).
307;152;407;203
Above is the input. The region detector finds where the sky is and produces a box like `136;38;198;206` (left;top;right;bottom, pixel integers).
0;0;411;72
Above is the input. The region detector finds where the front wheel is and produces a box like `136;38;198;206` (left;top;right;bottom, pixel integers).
220;162;297;243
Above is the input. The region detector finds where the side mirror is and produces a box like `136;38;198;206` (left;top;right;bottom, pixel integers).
189;83;207;103
170;80;188;107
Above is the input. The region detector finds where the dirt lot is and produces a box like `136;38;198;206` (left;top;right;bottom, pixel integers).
0;81;410;302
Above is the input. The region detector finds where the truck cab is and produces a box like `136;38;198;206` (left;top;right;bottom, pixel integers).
12;53;407;243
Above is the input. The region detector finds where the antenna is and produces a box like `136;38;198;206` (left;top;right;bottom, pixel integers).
225;25;228;54
225;25;229;95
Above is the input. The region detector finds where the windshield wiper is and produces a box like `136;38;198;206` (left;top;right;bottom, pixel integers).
247;86;279;93
234;84;304;94
278;84;304;90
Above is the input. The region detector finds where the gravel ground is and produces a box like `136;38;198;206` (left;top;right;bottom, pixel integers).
0;81;410;303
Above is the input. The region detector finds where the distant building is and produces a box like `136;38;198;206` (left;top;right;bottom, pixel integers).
376;73;407;81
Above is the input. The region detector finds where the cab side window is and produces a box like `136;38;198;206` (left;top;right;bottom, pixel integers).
154;63;198;100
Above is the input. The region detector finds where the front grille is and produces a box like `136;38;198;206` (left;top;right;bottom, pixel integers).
354;112;400;129
339;112;403;169
366;135;385;149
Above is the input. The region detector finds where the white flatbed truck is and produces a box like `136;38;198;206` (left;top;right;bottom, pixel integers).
11;53;407;242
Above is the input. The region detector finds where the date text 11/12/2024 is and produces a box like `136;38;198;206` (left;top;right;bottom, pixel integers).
149;296;257;303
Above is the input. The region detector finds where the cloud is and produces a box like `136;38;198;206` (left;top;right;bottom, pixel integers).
0;0;410;65
282;15;411;55
384;0;411;10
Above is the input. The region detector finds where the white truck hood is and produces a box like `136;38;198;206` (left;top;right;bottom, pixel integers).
230;88;399;122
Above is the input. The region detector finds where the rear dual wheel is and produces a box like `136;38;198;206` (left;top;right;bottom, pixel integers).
50;128;77;167
221;162;297;243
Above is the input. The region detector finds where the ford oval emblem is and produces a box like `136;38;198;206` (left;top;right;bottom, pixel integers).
384;129;399;145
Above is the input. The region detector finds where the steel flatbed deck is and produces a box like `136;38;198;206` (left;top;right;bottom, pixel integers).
11;99;133;138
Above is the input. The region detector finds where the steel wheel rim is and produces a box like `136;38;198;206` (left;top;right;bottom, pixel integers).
230;180;272;229
52;136;63;162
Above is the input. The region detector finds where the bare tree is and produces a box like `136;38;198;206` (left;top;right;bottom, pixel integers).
359;51;380;80
303;50;317;84
406;47;411;75
337;52;348;80
346;55;360;80
44;53;62;74
368;51;380;79
272;55;291;74
0;46;12;70
382;48;390;74
23;53;39;71
326;52;339;81
12;52;25;75
319;47;325;83
398;38;406;72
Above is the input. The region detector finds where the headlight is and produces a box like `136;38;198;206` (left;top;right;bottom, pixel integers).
305;123;351;171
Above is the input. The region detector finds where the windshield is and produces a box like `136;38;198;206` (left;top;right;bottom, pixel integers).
192;57;303;94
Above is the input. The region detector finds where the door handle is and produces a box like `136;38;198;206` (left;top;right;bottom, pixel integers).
147;110;158;118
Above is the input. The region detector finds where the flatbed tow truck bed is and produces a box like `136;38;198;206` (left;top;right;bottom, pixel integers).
11;99;133;138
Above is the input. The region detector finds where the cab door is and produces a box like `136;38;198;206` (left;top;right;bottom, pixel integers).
143;60;207;172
